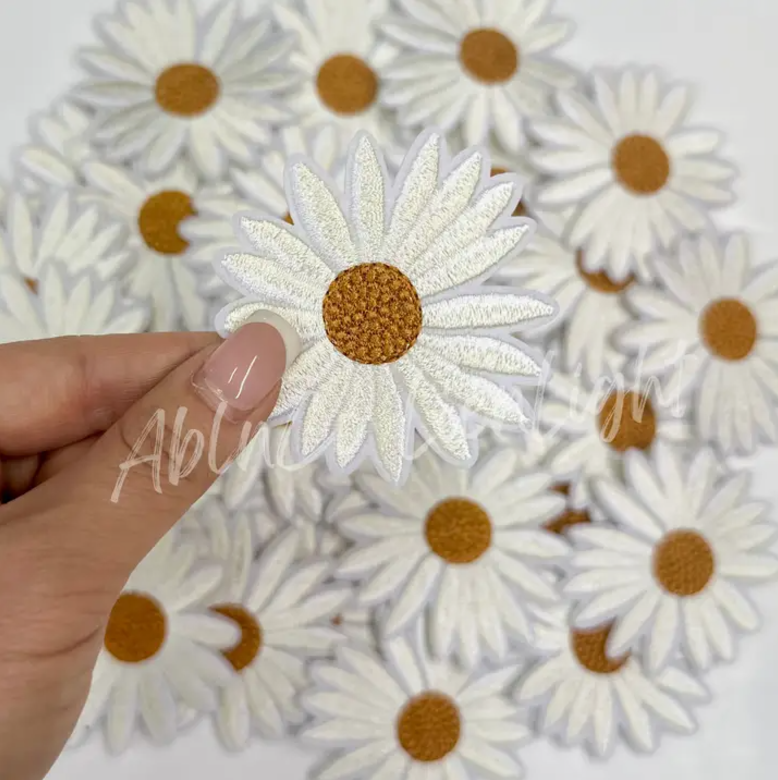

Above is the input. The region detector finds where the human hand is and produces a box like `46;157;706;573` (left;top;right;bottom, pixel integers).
0;319;298;780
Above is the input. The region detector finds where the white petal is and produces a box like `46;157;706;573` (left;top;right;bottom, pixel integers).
348;135;386;262
608;591;660;655
239;217;335;287
516;656;568;702
371;367;407;482
394;151;483;275
710;579;760;631
612;676;654;752
288;161;357;271
300;360;354;457
409;346;530;425
216;684;250;750
396;358;472;463
334;368;375;469
381;133;441;265
385;556;442;635
409;182;517;279
138;674;178;745
682;599;712;670
593;478;663;541
247;531;300;612
647;597;680;672
627;670;695;733
574;585;645;626
423;293;554;330
699;597;735;661
221;252;322;309
415;225;532;297
105;678;138;754
417;333;541;378
273;340;339;419
317;740;396;780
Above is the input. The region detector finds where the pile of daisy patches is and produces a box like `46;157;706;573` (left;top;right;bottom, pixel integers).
2;0;777;775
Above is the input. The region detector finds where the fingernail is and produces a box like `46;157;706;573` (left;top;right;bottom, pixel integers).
194;313;301;422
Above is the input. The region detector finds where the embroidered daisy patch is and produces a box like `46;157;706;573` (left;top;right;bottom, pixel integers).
539;368;691;486
73;532;239;753
619;232;778;454
499;205;635;382
207;525;351;749
380;0;577;153
83;160;222;331
334;445;568;666
532;68;736;281
76;0;297;179
565;443;778;672
214;131;555;483
273;0;397;149
302;631;529;779
516;605;709;756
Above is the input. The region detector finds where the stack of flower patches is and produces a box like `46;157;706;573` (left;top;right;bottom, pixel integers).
2;0;776;776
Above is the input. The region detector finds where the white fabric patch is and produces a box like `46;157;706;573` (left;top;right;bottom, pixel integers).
214;130;554;484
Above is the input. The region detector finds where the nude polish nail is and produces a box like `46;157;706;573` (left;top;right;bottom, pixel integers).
194;312;301;422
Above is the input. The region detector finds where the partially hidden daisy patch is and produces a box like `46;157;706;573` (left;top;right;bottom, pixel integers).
72;531;239;753
82;159;224;330
0;190;149;341
334;445;568;666
498;204;635;383
0;262;149;343
531;68;736;281
16;98;92;195
206;524;352;750
214;130;555;484
565;442;778;672
516;605;709;756
539;367;691;486
0;189;131;283
302;630;529;780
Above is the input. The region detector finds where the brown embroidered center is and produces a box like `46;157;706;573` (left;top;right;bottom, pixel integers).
598;390;657;452
397;692;461;763
425;498;492;564
546;508;591;535
104;592;167;663
316;54;379;115
155;63;220;116
137;190;196;255
546;483;592;534
211;604;263;672
571;624;629;674
576;250;634;293
612;134;671;194
23;277;38;294
282;212;294;225
322;263;422;364
460;29;519;83
700;298;758;361
653;530;715;596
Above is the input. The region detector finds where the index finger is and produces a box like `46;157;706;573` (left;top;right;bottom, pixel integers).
0;333;220;457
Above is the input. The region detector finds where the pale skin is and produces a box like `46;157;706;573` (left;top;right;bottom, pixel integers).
0;334;281;780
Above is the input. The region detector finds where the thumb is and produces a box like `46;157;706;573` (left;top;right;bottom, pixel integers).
16;313;300;593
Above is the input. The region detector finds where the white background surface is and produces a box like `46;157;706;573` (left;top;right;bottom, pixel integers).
1;0;777;777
